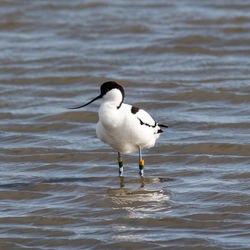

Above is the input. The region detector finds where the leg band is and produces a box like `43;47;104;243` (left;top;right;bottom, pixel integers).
118;157;123;168
118;156;123;176
139;160;144;170
139;160;144;176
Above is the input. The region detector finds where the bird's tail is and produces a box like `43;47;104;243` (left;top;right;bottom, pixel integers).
156;123;168;133
158;124;168;128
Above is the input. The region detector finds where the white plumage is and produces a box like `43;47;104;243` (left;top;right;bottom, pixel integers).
97;90;160;154
71;81;167;176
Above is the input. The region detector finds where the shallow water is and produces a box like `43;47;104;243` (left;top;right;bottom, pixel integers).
0;0;250;249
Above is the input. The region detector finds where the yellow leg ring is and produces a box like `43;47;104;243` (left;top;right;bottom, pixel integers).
139;160;144;169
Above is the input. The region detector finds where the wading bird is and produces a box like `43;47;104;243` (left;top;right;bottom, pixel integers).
70;81;167;177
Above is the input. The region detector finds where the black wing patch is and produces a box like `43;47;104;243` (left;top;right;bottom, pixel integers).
138;119;167;134
131;106;139;114
138;118;156;128
133;107;168;134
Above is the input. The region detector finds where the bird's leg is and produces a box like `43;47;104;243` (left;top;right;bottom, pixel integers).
120;176;125;188
138;146;144;177
117;152;123;176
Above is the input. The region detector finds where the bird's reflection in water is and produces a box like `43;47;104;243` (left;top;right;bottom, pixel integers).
119;176;173;188
107;176;173;219
119;176;145;188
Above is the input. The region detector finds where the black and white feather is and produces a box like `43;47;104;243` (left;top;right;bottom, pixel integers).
71;81;167;154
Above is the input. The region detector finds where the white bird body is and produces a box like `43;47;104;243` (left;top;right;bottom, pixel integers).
70;81;167;176
97;99;160;154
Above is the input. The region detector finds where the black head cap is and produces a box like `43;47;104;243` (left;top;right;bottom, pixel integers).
100;81;125;108
69;81;125;110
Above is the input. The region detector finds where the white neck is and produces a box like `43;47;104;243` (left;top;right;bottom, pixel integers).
103;89;123;107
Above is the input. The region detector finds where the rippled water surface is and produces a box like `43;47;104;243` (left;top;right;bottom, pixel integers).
0;0;250;249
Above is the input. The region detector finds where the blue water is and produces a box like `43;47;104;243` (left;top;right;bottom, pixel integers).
0;0;250;249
